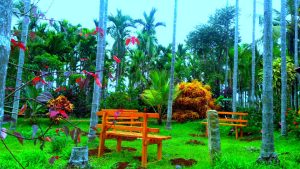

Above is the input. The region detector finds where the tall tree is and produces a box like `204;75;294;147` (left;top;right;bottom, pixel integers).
166;0;178;129
258;0;278;162
294;0;299;111
281;0;288;136
251;0;256;104
0;0;13;130
88;0;107;138
10;0;31;130
232;0;239;112
108;10;134;89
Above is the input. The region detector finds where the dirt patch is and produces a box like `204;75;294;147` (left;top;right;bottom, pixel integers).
113;162;129;169
122;147;137;152
186;139;205;145
88;147;112;156
240;136;261;142
189;133;206;137
170;158;197;167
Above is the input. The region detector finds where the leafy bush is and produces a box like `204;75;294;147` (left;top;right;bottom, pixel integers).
50;136;67;153
237;106;262;135
102;91;139;109
173;80;218;120
171;110;200;123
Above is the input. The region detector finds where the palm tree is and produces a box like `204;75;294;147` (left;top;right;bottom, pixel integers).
258;0;278;162
141;70;179;125
108;10;135;89
135;8;166;78
0;0;13;130
232;0;239;112
166;0;178;130
281;0;288;136
294;0;299;111
251;0;256;105
88;0;107;139
10;0;31;130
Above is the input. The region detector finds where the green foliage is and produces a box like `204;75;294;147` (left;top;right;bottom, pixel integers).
24;86;46;118
258;57;296;93
237;106;262;135
33;53;63;70
102;91;139;109
141;70;180;114
50;136;67;153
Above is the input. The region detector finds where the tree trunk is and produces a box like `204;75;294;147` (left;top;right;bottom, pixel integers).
0;0;13;130
166;0;177;130
232;0;239;112
10;0;31;130
258;0;279;163
251;0;256;105
89;0;107;138
280;0;288;136
294;0;299;112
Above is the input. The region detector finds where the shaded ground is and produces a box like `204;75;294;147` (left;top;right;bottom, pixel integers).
240;136;261;142
170;158;197;167
189;133;206;137
186;139;205;145
88;147;112;156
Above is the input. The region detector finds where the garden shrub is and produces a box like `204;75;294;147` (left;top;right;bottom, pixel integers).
173;80;218;122
237;106;262;135
101;91;139;109
50;136;67;153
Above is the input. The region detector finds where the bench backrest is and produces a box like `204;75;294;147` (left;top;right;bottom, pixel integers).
97;110;161;137
217;111;248;124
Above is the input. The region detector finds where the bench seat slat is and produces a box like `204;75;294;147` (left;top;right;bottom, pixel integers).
96;124;160;133
217;112;248;116
106;131;171;140
201;122;247;127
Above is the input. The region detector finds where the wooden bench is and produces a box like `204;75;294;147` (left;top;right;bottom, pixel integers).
96;109;171;167
99;109;142;126
201;111;248;139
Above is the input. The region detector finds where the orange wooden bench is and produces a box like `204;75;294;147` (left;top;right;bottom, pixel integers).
96;109;171;167
201;111;248;139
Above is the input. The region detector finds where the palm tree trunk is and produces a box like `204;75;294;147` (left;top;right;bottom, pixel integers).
251;0;256;105
258;0;278;162
166;0;177;130
10;0;31;130
88;0;106;138
294;0;299;112
232;0;239;112
281;0;287;136
0;0;13;130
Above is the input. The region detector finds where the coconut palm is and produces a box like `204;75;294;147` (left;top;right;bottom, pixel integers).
258;0;279;162
166;0;178;129
10;0;31;130
0;0;13;130
251;0;256;104
281;0;288;136
232;0;239;112
88;0;107;139
141;70;179;125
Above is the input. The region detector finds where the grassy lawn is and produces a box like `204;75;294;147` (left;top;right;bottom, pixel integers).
1;118;299;169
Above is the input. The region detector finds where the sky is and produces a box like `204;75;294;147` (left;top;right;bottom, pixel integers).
34;0;281;47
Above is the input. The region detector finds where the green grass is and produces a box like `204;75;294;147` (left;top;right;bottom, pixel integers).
1;118;299;169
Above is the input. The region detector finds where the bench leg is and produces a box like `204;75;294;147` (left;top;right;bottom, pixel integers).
116;138;122;152
98;132;106;157
157;141;162;160
240;127;243;138
235;126;238;139
142;140;148;167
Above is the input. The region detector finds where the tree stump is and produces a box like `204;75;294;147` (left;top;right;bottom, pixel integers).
68;146;89;168
207;110;221;165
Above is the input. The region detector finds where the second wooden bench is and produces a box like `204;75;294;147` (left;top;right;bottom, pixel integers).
201;111;248;139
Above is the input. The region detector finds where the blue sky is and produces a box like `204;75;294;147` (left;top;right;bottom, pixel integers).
35;0;280;46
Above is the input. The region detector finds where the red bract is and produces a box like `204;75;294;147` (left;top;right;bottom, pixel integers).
125;36;140;46
83;70;102;87
18;104;27;115
113;55;121;63
32;76;46;86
